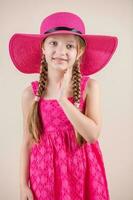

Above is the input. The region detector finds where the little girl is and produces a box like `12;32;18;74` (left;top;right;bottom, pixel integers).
9;12;118;200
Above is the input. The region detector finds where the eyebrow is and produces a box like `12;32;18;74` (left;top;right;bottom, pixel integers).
48;37;76;43
66;41;75;43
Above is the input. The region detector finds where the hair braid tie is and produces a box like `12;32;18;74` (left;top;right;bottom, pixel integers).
34;96;40;102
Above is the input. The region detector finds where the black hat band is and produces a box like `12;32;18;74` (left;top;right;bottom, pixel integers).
44;26;82;34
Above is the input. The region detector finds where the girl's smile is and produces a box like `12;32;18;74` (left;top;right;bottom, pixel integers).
52;57;68;64
42;34;78;71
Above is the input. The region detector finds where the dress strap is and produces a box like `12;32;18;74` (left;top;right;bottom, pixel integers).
31;81;39;96
80;76;90;95
79;76;90;110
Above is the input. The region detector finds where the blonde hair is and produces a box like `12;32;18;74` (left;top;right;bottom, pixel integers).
27;35;86;145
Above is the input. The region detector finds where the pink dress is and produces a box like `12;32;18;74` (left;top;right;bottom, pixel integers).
29;75;110;200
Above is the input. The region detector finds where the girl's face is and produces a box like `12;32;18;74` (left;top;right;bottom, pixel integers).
42;34;78;72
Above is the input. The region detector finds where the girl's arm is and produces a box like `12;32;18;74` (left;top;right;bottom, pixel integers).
20;85;34;188
58;78;102;143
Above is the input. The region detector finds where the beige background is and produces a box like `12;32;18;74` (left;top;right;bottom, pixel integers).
0;0;133;199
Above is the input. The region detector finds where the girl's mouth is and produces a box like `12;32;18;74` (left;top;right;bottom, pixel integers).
53;57;68;62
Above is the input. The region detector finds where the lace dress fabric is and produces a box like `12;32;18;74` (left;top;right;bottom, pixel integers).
29;76;110;200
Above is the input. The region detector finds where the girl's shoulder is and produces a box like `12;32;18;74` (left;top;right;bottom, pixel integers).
21;84;35;108
86;77;100;95
81;76;99;99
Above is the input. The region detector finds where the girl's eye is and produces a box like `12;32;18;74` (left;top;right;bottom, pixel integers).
49;41;75;49
50;41;57;46
67;44;74;49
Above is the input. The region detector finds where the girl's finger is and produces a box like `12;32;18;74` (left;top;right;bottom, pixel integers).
28;195;33;200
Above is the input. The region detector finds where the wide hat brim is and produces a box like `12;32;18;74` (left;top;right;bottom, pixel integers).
8;31;118;75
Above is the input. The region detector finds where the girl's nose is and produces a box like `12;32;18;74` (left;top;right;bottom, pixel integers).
56;44;67;55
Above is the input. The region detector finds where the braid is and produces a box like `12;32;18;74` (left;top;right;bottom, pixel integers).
37;54;48;98
27;53;48;144
72;60;81;107
72;60;86;146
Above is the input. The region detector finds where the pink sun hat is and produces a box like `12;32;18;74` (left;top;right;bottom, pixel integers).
8;11;118;75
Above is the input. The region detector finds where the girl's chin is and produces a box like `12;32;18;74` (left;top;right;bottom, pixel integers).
52;64;68;70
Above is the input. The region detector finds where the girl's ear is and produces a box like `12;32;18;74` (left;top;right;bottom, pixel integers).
77;46;85;60
41;40;45;54
76;49;83;60
42;48;45;54
76;52;81;60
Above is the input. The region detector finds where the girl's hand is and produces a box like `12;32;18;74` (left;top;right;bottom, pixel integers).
20;184;34;200
58;66;73;101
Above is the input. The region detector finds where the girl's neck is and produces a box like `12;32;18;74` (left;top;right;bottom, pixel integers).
43;79;73;99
